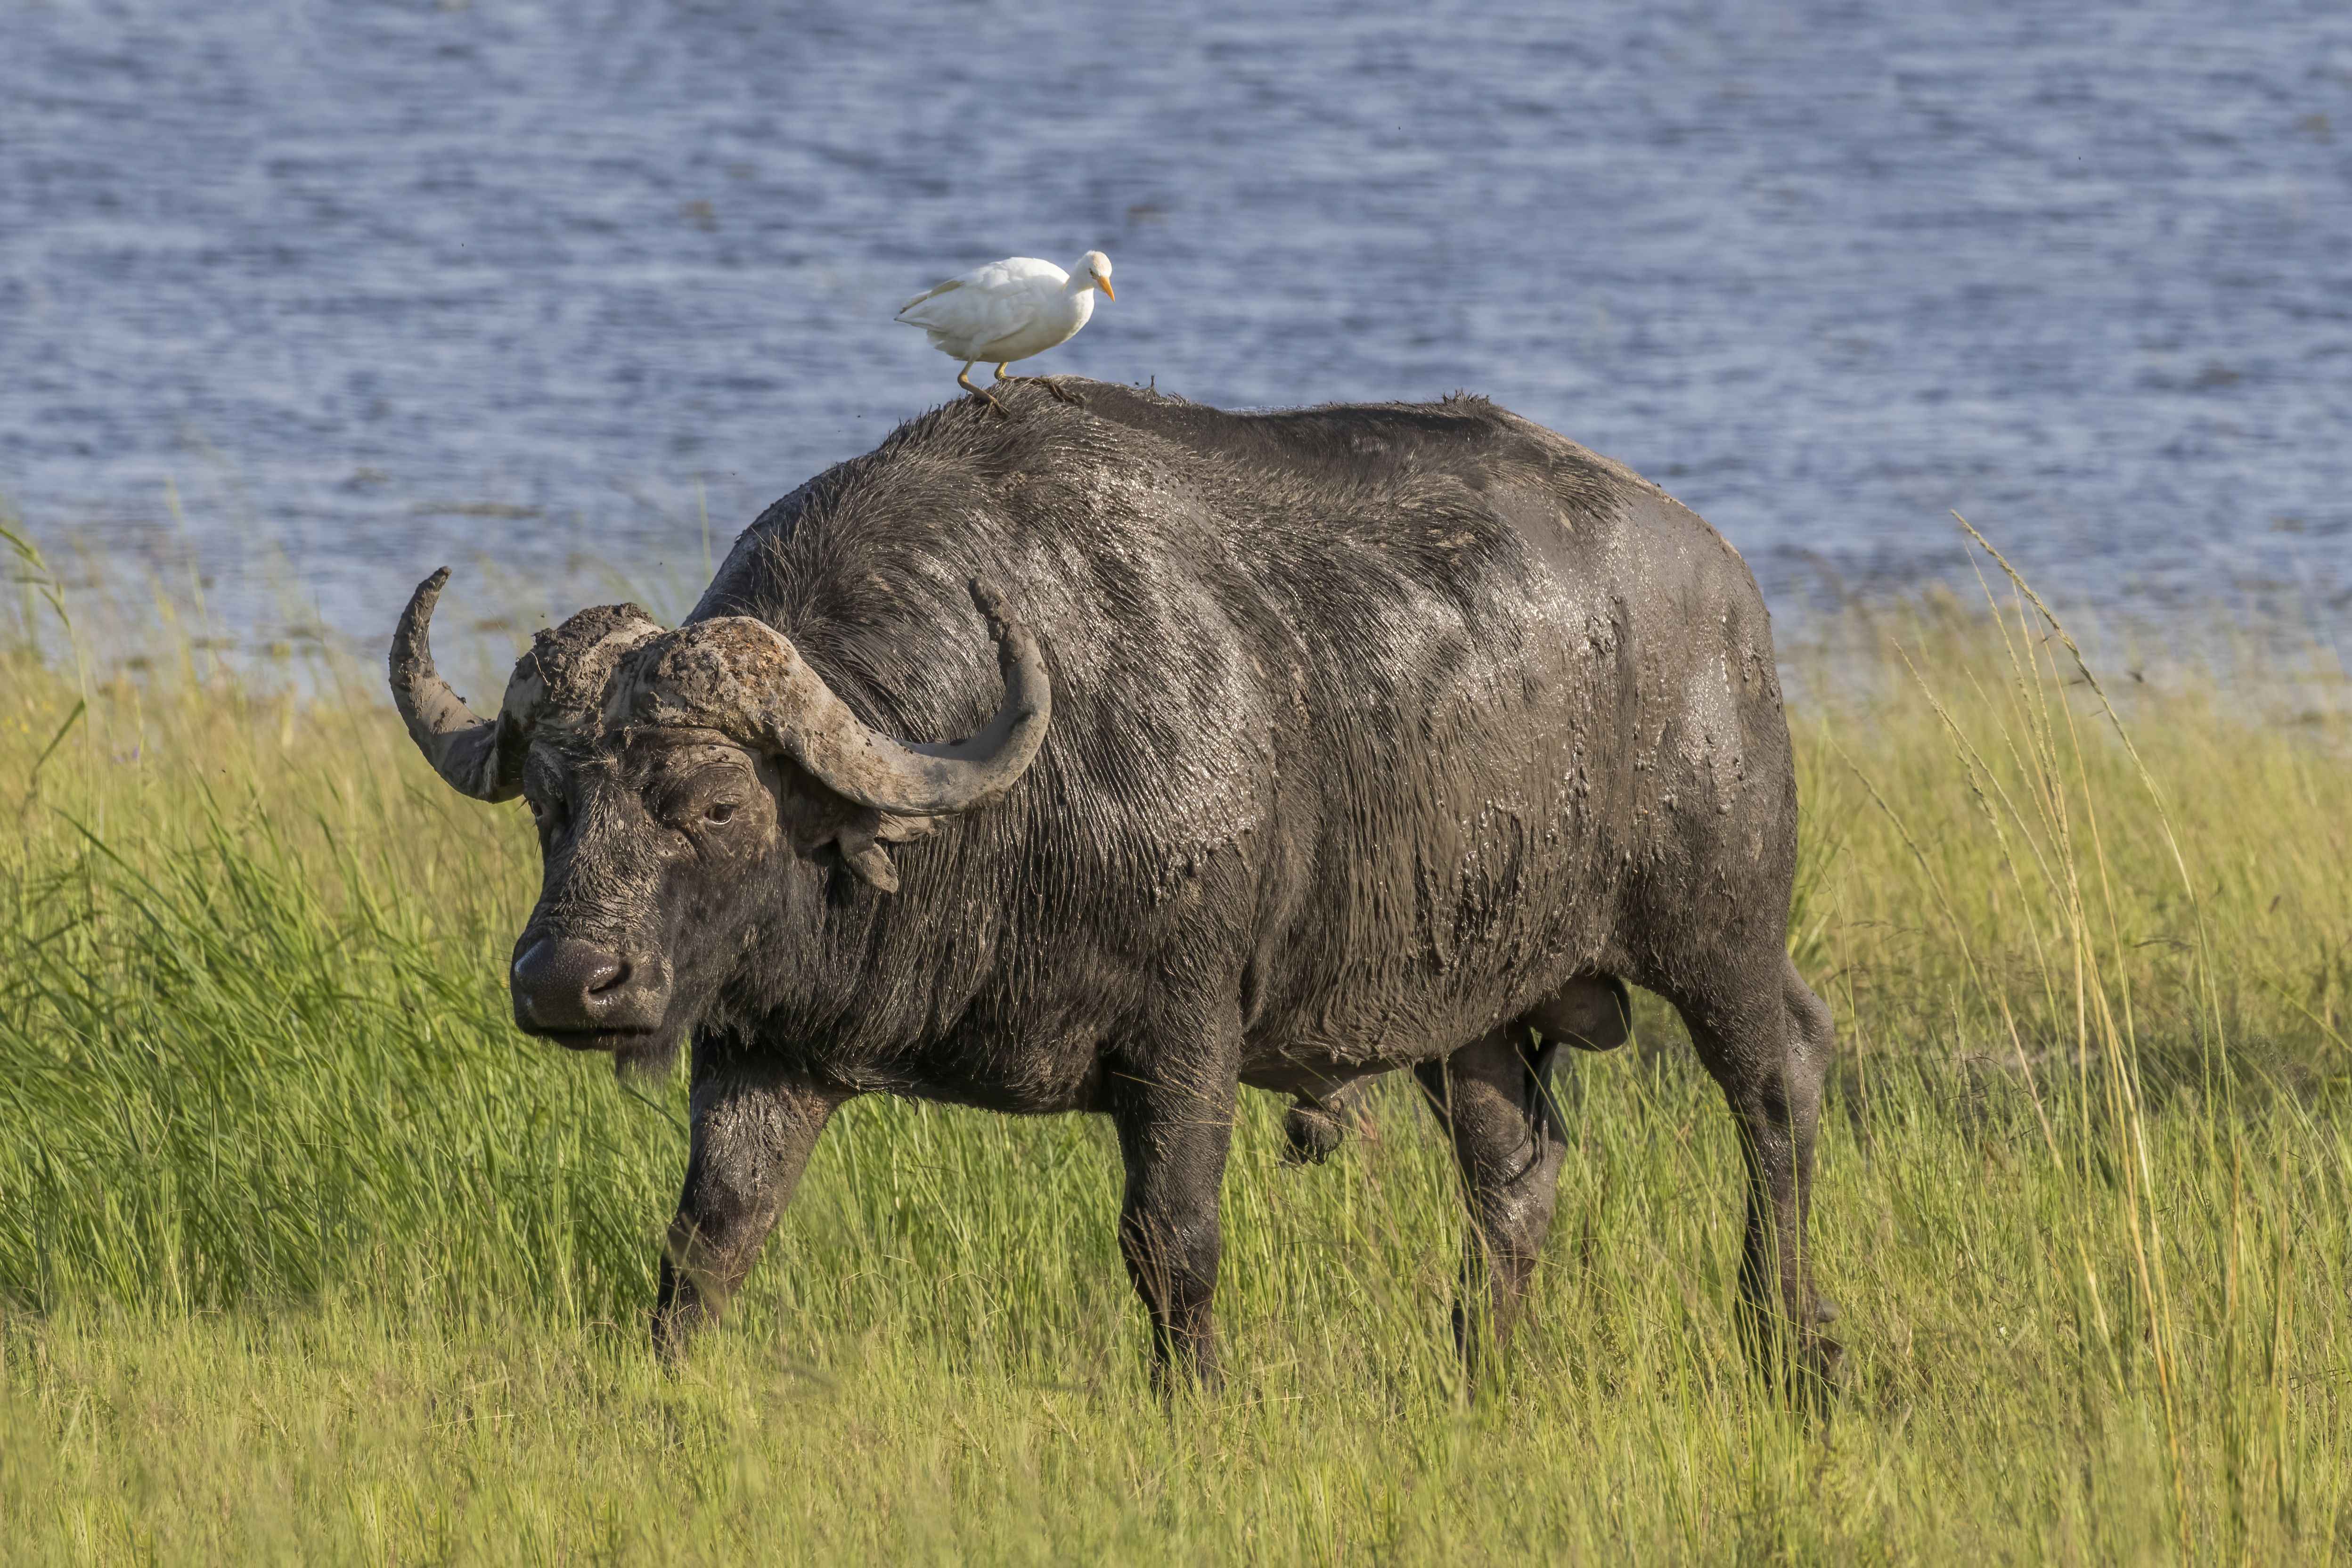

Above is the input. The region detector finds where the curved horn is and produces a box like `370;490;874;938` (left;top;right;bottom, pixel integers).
388;567;523;801
616;580;1051;817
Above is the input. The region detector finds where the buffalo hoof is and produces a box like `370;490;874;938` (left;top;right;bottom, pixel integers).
1282;1102;1345;1163
1790;1297;1847;1415
1736;1294;1847;1413
1149;1356;1226;1403
1810;1333;1847;1388
1283;1085;1375;1165
650;1300;711;1367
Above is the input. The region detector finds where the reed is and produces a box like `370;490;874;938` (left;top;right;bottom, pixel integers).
0;521;2344;1563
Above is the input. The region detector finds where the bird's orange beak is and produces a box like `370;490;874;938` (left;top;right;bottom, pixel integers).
1095;277;1115;300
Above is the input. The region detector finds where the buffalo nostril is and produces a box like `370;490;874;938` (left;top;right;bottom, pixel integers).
513;937;643;1029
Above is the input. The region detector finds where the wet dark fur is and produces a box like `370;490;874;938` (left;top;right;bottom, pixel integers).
503;378;1841;1391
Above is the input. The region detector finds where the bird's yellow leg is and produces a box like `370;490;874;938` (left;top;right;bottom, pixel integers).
957;362;1005;414
992;362;1011;381
998;362;1082;403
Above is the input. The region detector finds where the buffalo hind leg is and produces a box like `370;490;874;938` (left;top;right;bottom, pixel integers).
1415;1021;1567;1382
1108;1051;1239;1395
1681;954;1843;1398
652;1045;843;1360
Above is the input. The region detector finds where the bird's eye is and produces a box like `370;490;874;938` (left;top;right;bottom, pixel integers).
704;801;737;826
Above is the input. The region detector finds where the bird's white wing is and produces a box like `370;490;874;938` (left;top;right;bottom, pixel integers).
964;257;1067;293
898;277;964;315
895;257;1066;337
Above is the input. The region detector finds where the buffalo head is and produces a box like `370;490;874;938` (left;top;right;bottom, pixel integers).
387;568;1049;1058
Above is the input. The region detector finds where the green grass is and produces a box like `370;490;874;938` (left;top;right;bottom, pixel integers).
0;530;2346;1563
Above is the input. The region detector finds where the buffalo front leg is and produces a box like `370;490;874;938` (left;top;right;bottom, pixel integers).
1107;1054;1239;1394
1415;1022;1567;1380
652;1048;843;1359
1683;955;1843;1398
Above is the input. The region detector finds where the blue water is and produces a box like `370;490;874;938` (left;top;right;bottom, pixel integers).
4;0;2349;649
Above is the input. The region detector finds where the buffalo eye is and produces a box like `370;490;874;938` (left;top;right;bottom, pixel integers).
702;800;738;827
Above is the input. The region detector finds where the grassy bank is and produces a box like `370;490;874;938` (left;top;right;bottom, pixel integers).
0;534;2347;1564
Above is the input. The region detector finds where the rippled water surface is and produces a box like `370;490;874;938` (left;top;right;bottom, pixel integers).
5;0;2349;646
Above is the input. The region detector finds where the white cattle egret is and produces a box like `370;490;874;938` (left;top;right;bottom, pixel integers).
896;252;1114;409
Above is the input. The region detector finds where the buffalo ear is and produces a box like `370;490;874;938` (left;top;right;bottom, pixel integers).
775;763;905;890
840;841;901;892
835;811;939;890
833;815;900;893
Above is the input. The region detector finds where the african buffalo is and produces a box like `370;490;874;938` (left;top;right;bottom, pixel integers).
389;380;1841;1392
